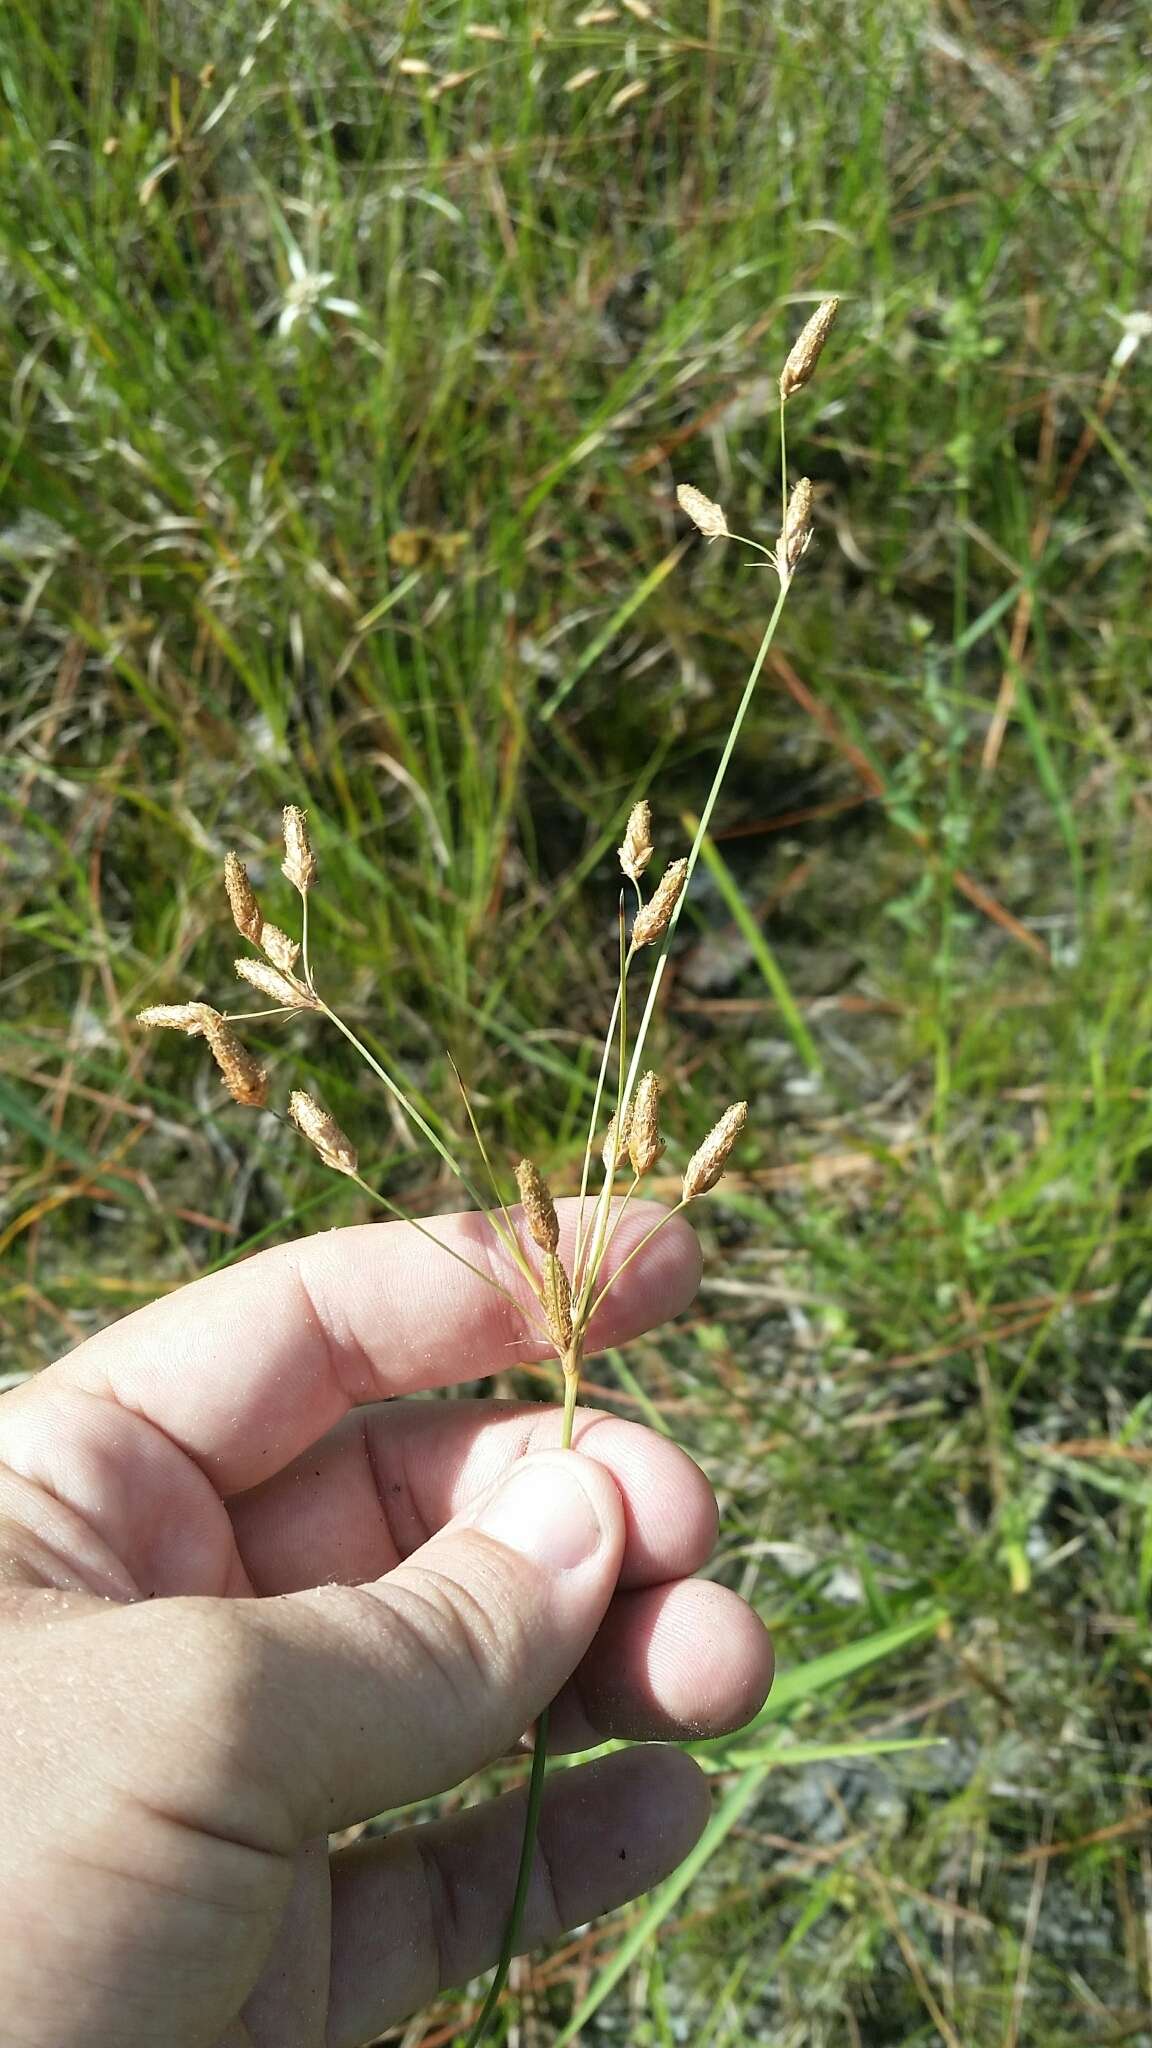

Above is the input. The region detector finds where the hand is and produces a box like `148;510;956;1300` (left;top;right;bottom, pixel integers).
0;1200;773;2047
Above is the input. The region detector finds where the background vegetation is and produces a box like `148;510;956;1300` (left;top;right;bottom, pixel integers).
3;1;1152;2040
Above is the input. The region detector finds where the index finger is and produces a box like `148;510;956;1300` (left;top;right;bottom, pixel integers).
41;1200;700;1492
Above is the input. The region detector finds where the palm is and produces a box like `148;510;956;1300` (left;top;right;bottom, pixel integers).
0;1212;772;2047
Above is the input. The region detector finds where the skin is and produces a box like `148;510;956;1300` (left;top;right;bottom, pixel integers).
0;1198;774;2047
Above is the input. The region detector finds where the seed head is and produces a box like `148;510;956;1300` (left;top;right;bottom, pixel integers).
282;806;316;895
224;852;263;946
775;476;814;584
618;800;654;884
136;1002;217;1037
543;1255;574;1352
515;1158;560;1254
234;958;320;1010
629;1071;665;1178
779;296;840;402
676;483;729;542
632;858;689;949
682;1100;748;1200
260;923;301;974
203;1016;267;1108
288;1090;359;1176
602;1101;634;1173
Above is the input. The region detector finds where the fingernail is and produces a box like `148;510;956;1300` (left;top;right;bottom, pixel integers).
474;1458;603;1572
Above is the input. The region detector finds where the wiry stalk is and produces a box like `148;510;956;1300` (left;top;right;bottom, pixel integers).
462;1337;582;2048
138;299;841;2048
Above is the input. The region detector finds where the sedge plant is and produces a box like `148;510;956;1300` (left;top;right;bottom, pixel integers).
136;297;840;2046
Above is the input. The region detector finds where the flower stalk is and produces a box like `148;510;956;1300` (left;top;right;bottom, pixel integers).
135;290;841;2047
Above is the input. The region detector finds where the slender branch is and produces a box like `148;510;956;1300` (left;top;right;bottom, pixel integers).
587;1199;690;1322
779;391;789;536
301;892;313;992
351;1175;545;1331
617;579;792;1117
447;1055;543;1293
461;1707;552;2048
463;1340;582;2048
316;993;503;1229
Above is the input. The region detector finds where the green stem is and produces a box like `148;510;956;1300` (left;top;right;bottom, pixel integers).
317;994;527;1274
350;1175;544;1330
588;578;791;1280
575;905;631;1302
301;891;313;991
462;1706;552;2048
464;1345;582;2048
588;1200;689;1322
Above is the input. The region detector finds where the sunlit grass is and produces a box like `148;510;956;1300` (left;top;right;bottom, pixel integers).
3;1;1152;2039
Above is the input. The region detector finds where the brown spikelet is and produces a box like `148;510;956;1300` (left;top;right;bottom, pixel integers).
675;483;729;542
779;296;840;401
618;800;654;884
281;806;316;894
288;1090;359;1176
234;958;320;1010
136;1002;217;1037
629;1071;664;1177
683;1101;748;1200
203;1016;267;1108
602;1100;635;1173
224;852;263;946
775;477;814;584
516;1159;560;1254
543;1255;573;1351
631;858;688;948
260;923;301;973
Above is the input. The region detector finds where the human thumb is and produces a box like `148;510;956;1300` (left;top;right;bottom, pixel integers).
105;1451;627;1851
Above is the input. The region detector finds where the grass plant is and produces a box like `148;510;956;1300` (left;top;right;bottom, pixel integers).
137;318;835;2035
4;2;1152;2040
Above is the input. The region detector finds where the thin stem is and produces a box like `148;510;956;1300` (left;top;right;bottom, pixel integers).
728;529;775;560
314;986;533;1298
447;1055;542;1294
572;930;636;1279
461;1707;552;2048
587;1200;690;1322
464;1339;582;2048
317;993;504;1233
301;891;313;991
574;911;640;1309
589;1170;642;1277
779;392;789;535
350;1174;546;1331
574;580;792;1324
619;579;792;1116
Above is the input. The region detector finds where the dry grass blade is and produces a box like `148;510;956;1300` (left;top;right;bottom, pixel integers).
136;1002;217;1037
683;1100;748;1199
234;958;319;1010
203;1017;267;1107
543;1257;573;1350
676;483;729;541
619;800;654;883
632;858;688;948
260;923;301;972
629;1071;664;1177
779;296;840;400
516;1159;560;1252
224;852;263;944
779;477;814;576
602;1101;634;1173
289;1090;358;1175
282;805;316;894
